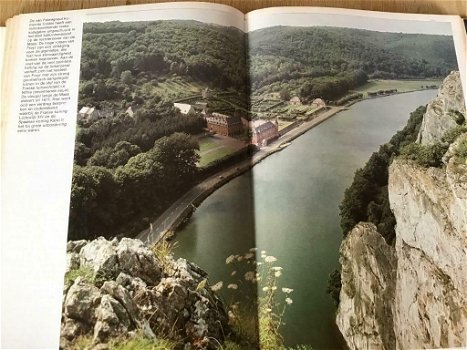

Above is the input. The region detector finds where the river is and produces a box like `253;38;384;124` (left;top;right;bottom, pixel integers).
174;90;437;349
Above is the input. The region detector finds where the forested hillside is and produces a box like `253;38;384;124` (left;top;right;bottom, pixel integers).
70;20;247;240
248;26;457;99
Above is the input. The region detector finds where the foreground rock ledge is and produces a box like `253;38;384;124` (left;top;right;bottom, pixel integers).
61;237;228;350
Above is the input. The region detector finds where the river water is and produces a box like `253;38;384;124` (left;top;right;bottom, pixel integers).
174;90;437;349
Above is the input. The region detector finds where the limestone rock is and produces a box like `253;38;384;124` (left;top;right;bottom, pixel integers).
336;223;397;350
64;277;101;322
417;71;466;145
337;71;467;350
80;237;119;281
60;237;229;349
116;238;161;285
389;160;467;349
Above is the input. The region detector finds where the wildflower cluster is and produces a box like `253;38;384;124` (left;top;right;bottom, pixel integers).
257;250;294;349
212;248;295;349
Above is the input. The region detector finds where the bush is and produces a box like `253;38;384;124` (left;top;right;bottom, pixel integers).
400;142;447;167
326;269;342;306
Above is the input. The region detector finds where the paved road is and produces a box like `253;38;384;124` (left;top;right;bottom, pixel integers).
137;106;345;245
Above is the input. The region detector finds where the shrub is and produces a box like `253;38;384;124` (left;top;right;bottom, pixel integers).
326;269;342;306
455;138;467;161
400;142;447;167
64;266;95;285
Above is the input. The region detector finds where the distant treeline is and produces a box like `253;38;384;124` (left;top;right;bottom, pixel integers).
80;20;246;92
249;26;457;99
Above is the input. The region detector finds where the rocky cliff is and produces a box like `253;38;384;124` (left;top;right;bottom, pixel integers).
337;71;467;349
60;237;228;349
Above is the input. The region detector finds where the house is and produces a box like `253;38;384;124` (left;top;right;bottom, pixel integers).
250;119;279;146
174;103;195;115
194;102;208;114
289;96;302;105
78;106;100;122
311;98;326;108
206;112;243;136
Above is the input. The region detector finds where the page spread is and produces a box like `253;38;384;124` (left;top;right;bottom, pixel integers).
1;3;466;349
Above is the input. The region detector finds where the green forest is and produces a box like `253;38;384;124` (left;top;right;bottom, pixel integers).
248;26;457;100
70;20;247;239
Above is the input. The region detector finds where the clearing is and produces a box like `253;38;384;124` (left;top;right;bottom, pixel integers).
197;134;246;167
353;79;441;96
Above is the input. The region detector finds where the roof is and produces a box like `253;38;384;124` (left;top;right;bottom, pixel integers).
174;103;194;114
250;120;277;134
79;106;95;115
312;98;325;105
206;113;241;126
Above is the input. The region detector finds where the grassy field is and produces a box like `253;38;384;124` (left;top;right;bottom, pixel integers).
197;135;246;167
152;78;204;99
277;120;294;131
353;79;441;96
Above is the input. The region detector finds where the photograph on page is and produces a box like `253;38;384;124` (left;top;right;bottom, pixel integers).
59;3;260;350
57;5;466;350
244;7;466;350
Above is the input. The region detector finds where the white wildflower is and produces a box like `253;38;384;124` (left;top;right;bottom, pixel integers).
231;270;237;276
249;247;257;252
244;271;255;282
271;286;277;291
285;297;293;305
227;284;238;290
244;252;254;260
282;288;294;294
274;271;282;277
265;256;277;263
210;281;223;292
272;266;282;271
265;308;272;313
262;286;269;292
225;255;235;264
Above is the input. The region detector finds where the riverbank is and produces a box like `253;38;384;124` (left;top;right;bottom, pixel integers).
137;105;347;244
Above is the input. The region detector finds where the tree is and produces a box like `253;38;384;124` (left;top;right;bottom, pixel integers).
68;165;118;240
120;70;134;85
279;89;291;101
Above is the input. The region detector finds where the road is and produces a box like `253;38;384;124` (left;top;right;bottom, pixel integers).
137;106;346;245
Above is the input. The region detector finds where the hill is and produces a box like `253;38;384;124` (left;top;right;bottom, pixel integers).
248;26;458;96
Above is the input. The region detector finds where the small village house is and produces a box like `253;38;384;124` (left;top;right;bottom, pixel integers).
78;106;100;122
206;112;243;136
311;98;326;108
289;96;302;105
174;103;195;115
250;119;279;146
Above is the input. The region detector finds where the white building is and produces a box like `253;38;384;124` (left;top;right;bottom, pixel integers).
174;103;195;115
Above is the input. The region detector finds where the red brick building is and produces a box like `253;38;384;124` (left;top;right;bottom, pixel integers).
206;113;243;136
250;119;279;146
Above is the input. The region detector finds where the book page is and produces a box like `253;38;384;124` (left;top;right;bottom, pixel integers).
0;3;249;349
244;7;466;350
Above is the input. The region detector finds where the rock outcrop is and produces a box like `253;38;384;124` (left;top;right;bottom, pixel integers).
417;71;466;145
60;237;228;349
336;223;397;350
337;72;467;350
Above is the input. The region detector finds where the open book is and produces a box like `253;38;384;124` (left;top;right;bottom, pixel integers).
1;2;466;349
